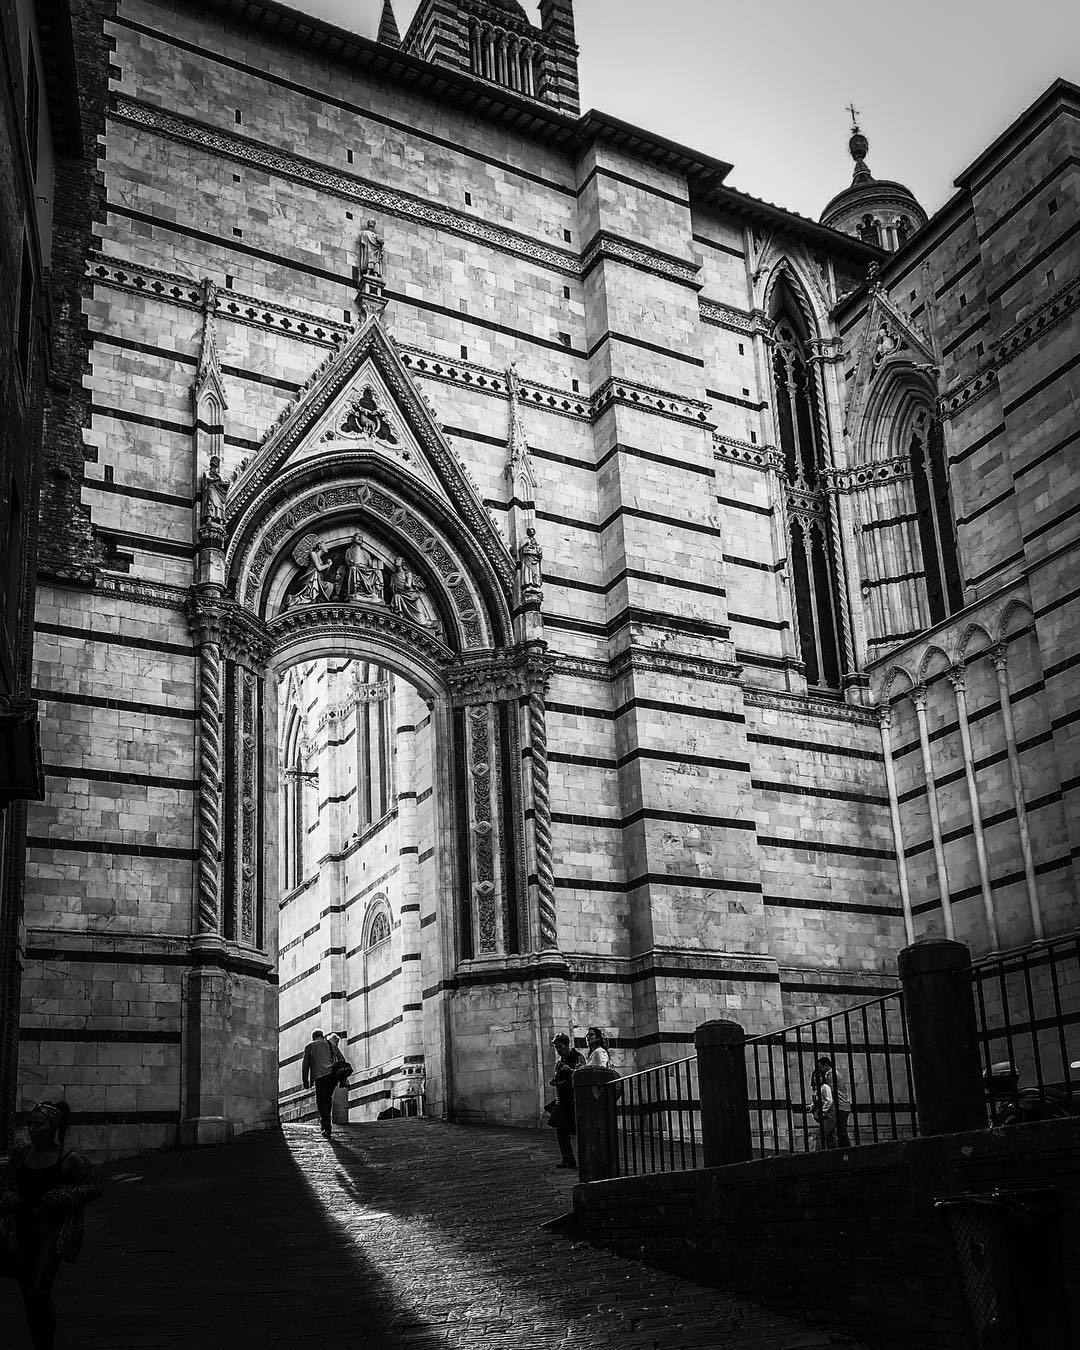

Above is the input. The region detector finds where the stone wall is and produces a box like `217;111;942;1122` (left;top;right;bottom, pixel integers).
573;1118;1080;1350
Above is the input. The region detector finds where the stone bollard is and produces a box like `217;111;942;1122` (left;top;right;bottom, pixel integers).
694;1020;752;1168
573;1066;622;1183
899;938;985;1136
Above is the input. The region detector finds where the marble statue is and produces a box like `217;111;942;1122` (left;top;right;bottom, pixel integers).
359;219;385;278
388;556;433;627
338;534;383;602
519;527;543;591
290;534;335;605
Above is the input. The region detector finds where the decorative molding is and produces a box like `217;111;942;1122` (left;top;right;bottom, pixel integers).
940;362;999;420
96;574;191;612
843;285;937;433
269;602;454;668
592;376;714;429
547;652;613;684
583;230;702;291
398;345;589;420
610;646;741;688
713;435;783;472
446;644;551;707
994;274;1080;370
112;96;582;278
821;455;913;495
698;298;753;333
742;686;879;725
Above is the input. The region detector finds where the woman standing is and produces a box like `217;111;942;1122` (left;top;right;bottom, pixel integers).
1;1101;101;1349
584;1027;611;1068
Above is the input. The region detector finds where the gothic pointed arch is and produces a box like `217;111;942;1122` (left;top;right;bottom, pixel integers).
854;357;963;636
766;268;849;691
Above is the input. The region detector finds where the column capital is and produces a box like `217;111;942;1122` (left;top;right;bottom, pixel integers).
989;641;1009;672
947;665;966;694
911;683;928;711
876;704;893;731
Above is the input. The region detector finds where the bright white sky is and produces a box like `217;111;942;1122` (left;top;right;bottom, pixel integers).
304;0;1079;221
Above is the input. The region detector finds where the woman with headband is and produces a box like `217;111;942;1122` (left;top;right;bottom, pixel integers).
1;1100;101;1350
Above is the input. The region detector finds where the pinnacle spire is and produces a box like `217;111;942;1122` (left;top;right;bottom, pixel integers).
377;0;401;47
846;104;872;184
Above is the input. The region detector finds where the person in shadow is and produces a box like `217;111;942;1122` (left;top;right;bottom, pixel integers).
547;1033;586;1170
0;1100;101;1350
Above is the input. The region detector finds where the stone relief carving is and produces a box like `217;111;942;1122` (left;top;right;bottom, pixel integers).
873;320;902;366
282;528;440;633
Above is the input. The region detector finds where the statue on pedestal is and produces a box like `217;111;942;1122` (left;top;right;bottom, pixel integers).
388;556;434;628
359;219;385;278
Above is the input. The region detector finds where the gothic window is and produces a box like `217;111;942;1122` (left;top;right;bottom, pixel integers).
909;406;963;623
770;281;846;691
367;904;391;947
283;710;305;891
355;666;394;831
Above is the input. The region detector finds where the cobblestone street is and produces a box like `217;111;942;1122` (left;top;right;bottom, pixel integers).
1;1121;862;1349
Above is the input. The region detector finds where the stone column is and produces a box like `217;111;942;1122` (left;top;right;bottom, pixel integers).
911;685;954;940
466;702;499;954
948;667;999;950
990;644;1043;942
396;684;425;1068
573;1065;622;1183
525;658;557;951
898;939;985;1136
878;707;915;944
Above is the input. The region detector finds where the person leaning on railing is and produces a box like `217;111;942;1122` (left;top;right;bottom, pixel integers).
584;1026;611;1067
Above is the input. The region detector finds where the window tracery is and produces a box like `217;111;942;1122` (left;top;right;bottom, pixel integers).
769;281;846;691
908;405;963;623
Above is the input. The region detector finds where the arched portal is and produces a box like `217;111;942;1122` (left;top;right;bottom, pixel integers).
180;317;562;1143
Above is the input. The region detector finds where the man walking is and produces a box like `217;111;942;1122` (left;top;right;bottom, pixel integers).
548;1033;585;1170
302;1029;341;1139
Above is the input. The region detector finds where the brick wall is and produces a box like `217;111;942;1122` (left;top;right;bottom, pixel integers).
573;1119;1080;1349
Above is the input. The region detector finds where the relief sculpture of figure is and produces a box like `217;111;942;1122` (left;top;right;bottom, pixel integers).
388;556;434;628
359;219;385;278
338;534;383;603
290;534;335;605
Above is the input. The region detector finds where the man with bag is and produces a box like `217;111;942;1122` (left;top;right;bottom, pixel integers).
302;1029;348;1139
546;1033;585;1170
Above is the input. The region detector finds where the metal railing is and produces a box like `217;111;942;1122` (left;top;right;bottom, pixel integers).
972;932;1080;1110
607;1054;701;1177
747;991;917;1155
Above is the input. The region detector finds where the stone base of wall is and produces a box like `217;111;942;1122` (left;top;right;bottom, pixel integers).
572;1119;1080;1350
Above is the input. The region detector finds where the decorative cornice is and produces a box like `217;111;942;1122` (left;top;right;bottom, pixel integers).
398;346;589;421
547;652;613;684
940;362;999;420
112;96;582;278
96;574;191;612
994;273;1080;370
742;686;879;725
583;230;702;291
316;680;388;729
698;298;753;333
611;646;742;688
713;435;782;472
592;376;714;429
821;455;912;494
188;587;273;669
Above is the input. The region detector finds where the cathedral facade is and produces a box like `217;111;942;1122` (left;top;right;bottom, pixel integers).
13;0;1079;1151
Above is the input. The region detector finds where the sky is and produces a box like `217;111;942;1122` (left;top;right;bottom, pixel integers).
304;0;1079;222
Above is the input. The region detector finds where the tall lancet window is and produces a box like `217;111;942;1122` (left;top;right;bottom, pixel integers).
770;283;845;691
908;405;963;623
283;710;305;891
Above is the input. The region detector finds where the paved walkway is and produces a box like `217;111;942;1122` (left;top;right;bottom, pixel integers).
1;1121;862;1349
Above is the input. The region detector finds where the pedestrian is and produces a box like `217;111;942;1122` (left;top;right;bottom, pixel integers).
584;1026;611;1068
547;1033;585;1170
302;1029;344;1139
816;1056;852;1148
0;1100;101;1350
809;1067;834;1150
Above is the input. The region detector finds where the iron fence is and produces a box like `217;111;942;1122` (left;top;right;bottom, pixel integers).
747;991;917;1155
972;932;1080;1115
605;1054;701;1177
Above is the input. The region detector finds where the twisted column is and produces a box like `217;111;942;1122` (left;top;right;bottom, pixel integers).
529;689;557;949
197;641;223;935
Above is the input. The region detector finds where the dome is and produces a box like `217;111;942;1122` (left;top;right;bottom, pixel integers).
820;123;927;253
